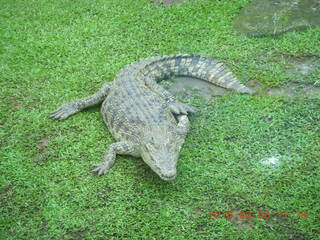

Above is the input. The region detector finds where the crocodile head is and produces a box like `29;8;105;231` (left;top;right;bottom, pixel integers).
140;126;183;181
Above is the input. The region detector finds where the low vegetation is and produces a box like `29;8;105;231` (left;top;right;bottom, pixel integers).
1;0;319;239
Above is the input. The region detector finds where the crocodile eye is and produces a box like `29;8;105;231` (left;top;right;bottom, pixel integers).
146;143;155;150
143;144;149;151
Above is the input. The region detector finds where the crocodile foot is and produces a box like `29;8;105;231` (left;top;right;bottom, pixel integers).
50;103;79;120
92;162;112;176
168;101;197;115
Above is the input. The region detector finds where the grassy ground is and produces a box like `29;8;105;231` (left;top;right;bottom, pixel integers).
1;0;319;239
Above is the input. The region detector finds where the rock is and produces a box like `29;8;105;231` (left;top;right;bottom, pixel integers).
233;0;320;36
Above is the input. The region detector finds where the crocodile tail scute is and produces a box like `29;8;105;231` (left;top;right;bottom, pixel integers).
140;54;254;94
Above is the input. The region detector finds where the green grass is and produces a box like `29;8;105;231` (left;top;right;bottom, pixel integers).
1;0;319;239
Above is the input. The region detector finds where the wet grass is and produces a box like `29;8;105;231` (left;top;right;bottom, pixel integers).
1;0;319;239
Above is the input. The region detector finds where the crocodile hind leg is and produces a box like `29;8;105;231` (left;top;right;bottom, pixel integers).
144;77;196;115
92;141;139;176
50;83;111;120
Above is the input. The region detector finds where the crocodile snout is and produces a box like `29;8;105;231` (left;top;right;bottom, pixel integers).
159;169;177;181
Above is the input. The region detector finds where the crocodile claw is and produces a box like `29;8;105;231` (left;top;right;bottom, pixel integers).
50;103;78;120
92;162;110;176
168;101;197;115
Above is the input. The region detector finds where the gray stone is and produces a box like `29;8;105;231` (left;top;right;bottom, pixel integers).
233;0;320;36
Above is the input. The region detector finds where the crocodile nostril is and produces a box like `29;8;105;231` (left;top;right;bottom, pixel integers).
160;169;177;180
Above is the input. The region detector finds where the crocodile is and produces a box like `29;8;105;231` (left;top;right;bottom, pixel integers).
50;54;254;180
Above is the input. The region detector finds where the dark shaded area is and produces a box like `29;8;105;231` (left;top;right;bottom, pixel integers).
234;0;320;36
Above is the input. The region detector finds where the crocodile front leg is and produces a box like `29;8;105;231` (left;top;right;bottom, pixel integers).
50;83;111;120
92;141;139;176
144;77;196;115
176;115;190;152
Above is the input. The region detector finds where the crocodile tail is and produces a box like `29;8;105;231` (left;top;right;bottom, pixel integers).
140;54;254;94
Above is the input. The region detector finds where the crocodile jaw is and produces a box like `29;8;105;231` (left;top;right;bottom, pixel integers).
140;144;179;181
159;171;177;181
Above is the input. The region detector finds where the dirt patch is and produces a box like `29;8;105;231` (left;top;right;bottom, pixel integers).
267;83;320;97
289;58;315;75
229;209;254;230
37;136;49;150
163;76;227;101
163;75;320;102
36;136;50;163
227;208;306;238
285;56;320;85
